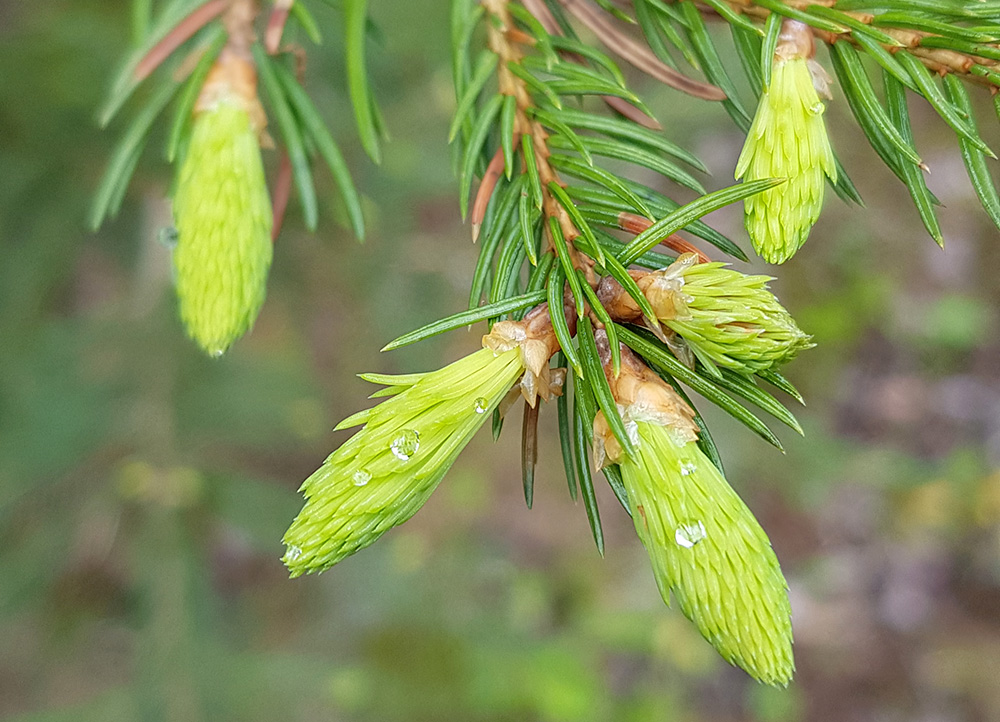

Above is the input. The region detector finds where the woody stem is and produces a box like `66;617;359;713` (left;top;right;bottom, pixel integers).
704;0;1000;87
483;0;595;283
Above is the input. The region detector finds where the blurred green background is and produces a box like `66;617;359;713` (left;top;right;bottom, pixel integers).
3;1;1000;720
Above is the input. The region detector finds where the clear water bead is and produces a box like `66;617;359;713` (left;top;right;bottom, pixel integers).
390;429;420;461
474;397;489;414
158;226;179;248
679;462;697;476
352;469;371;486
675;521;707;549
285;545;303;562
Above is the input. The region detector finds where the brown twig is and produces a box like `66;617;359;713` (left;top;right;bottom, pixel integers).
222;0;258;55
658;237;711;262
134;0;228;83
700;0;1000;88
506;27;538;47
270;152;293;241
265;0;294;54
484;0;585;266
521;400;539;505
617;212;711;262
521;0;560;34
602;95;662;130
471;147;510;242
194;1;266;131
520;0;664;125
559;0;727;100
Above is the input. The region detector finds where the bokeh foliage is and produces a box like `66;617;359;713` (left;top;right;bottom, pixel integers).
2;1;1000;720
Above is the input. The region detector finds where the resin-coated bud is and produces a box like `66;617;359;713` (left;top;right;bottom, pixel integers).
172;51;272;356
593;342;794;686
735;20;836;264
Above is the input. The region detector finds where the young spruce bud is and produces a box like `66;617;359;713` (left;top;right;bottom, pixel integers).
641;254;812;376
283;306;564;576
172;50;273;356
600;254;813;377
735;19;836;264
593;337;794;686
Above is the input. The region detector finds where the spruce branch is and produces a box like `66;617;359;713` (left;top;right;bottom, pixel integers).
529;0;1000;245
697;0;1000;87
95;0;376;354
654;0;1000;242
406;0;813;683
89;0;1000;693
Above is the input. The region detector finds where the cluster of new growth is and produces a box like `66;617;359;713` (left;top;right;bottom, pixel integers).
96;0;1000;685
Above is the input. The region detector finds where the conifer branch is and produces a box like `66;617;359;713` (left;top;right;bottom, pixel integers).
94;0;1000;690
441;7;811;659
699;0;1000;88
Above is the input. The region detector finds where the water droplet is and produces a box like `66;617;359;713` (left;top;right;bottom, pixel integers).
675;521;707;549
209;348;225;359
474;397;489;414
352;469;371;486
158;226;179;248
390;429;420;461
679;461;696;476
285;545;303;562
809;102;824;115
